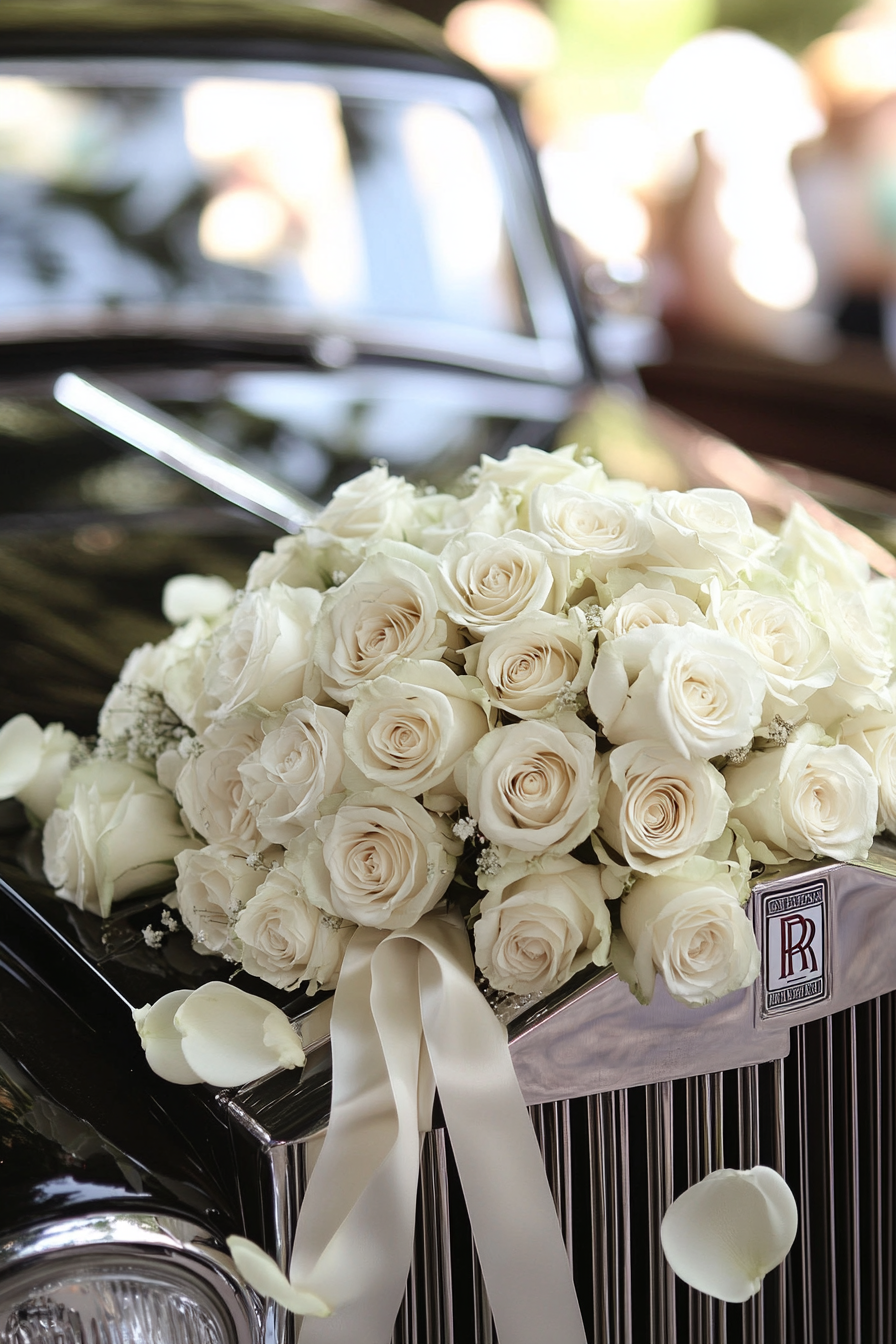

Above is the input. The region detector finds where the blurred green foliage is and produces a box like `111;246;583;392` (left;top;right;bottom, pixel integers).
715;0;858;53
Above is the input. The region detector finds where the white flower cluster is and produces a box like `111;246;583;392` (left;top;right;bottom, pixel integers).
2;450;893;1010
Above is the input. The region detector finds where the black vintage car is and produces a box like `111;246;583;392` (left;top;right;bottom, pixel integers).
1;5;896;1344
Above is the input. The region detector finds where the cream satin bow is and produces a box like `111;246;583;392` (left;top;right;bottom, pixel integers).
229;908;588;1344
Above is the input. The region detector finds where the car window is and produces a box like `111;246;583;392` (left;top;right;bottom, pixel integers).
0;60;578;375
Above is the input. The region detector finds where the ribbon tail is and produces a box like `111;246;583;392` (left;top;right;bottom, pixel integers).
295;927;426;1344
416;913;589;1344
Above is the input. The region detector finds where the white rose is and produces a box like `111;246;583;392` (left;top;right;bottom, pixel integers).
0;714;76;821
648;489;771;579
176;715;265;853
801;579;892;702
618;864;760;1007
343;660;487;799
464;610;594;718
436;530;569;635
589;625;765;760
239;700;347;846
246;531;351;592
598;582;705;641
474;854;611;993
174;844;267;959
310;464;417;544
162;573;234;625
312;552;448;703
840;705;896;834
599;740;730;874
475;444;602;499
465;718;598;855
775;501;870;588
42;760;197;916
708;582;835;723
726;740;878;863
414;481;522;552
204;584;321;718
234;865;354;992
528;483;652;577
288;787;462;929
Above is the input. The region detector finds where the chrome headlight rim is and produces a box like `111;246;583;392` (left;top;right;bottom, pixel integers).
0;1211;261;1344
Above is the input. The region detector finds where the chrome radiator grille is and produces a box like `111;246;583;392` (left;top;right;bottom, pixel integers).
387;992;895;1344
220;851;896;1344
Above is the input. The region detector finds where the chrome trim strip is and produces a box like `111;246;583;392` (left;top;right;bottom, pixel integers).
54;372;320;534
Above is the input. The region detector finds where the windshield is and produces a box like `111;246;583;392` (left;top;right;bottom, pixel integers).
0;60;581;379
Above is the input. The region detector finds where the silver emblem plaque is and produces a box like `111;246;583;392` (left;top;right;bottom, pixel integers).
758;879;829;1018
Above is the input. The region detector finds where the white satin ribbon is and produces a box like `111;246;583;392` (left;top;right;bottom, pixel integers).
273;908;587;1344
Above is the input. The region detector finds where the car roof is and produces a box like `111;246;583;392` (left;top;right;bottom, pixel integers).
0;0;459;63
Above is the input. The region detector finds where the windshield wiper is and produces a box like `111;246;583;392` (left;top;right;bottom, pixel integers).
54;371;320;533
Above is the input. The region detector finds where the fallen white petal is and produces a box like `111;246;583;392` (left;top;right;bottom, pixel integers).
133;990;203;1084
227;1236;330;1317
661;1166;798;1302
0;714;44;799
174;981;306;1087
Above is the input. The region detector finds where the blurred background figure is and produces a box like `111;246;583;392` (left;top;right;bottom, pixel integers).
441;0;896;373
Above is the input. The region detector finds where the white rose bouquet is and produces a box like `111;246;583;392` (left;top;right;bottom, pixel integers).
1;445;891;1011
3;443;889;1328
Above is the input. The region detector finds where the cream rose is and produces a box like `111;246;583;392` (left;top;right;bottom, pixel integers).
775;501;870;588
589;625;765;760
239;700;347;846
234;865;354;992
342;660;487;799
312;552;448;703
528;482;652;577
0;714;76;822
598;582;705;641
288;787;462;929
436;530;569;635
464;718;598;855
475;443;605;500
726;739;878;863
618;864;760;1007
42;759;197;916
708;582;835;723
310;464;417;545
648;488;771;579
176;715;264;853
464;610;594;719
204;583;321;719
599;740;730;873
840;705;896;834
175;844;268;960
474;855;611;995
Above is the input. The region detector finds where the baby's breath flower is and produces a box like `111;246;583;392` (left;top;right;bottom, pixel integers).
142;925;164;949
453;815;477;841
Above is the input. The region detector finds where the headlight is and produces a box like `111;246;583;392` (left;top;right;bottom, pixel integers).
0;1214;260;1344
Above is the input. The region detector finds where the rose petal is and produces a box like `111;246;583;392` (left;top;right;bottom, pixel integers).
0;714;44;799
174;981;305;1086
132;991;203;1085
661;1166;798;1302
226;1236;330;1317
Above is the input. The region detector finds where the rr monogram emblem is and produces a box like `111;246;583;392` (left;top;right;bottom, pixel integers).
759;880;829;1018
779;913;818;981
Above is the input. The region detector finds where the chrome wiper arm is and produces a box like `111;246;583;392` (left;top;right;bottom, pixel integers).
54;371;320;533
